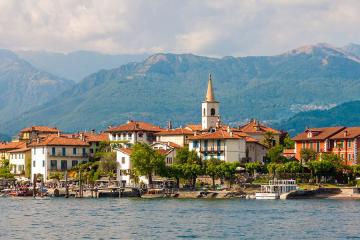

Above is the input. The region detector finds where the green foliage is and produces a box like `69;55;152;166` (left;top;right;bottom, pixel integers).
98;152;117;174
300;148;317;164
283;161;303;173
266;145;286;163
245;162;263;175
262;131;275;148
0;159;14;179
131;143;166;184
282;134;295;149
205;158;222;189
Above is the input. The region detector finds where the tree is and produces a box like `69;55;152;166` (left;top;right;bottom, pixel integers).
307;160;336;183
262;131;275;148
98;152;117;185
166;164;183;188
174;147;190;164
218;162;239;188
205;158;221;189
283;134;295;149
131;143;166;185
0;159;14;179
266;145;286;163
300;148;317;165
284;161;303;174
245;162;263;176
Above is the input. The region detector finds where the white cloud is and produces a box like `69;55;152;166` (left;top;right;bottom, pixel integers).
0;0;360;56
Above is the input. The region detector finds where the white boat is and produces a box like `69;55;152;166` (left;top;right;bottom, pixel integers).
255;179;297;200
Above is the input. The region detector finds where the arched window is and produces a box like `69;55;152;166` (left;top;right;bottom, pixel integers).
211;108;216;116
203;108;206;116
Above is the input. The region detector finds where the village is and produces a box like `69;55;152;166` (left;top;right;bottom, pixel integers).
1;75;360;199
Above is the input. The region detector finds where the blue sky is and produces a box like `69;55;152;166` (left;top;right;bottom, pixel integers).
0;0;359;56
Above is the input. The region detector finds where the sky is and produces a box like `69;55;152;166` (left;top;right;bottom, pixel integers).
0;0;360;57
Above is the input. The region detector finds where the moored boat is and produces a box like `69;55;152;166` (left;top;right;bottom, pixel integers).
141;189;165;199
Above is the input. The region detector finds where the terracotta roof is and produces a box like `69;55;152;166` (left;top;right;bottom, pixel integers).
239;119;280;134
330;127;360;140
28;135;89;147
244;137;258;142
292;126;346;141
20;126;59;133
82;132;109;142
157;149;172;155
8;148;31;153
107;121;163;132
0;141;26;151
185;124;202;131
188;130;242;140
118;148;133;156
152;141;182;149
155;128;193;136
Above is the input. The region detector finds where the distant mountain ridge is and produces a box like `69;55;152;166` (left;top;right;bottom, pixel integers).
276;100;360;136
16;50;149;82
2;43;360;136
0;49;74;123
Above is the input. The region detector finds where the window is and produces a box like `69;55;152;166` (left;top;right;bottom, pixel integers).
72;160;78;167
316;142;320;152
34;148;36;155
204;140;208;149
42;160;45;167
62;148;66;156
348;154;352;161
73;148;77;155
82;148;86;156
302;142;306;149
33;161;36;167
122;157;125;164
52;147;56;156
203;108;205;116
309;142;313;149
193;141;199;148
348;140;352;148
210;108;216;116
340;154;344;160
50;160;57;170
61;160;67;170
90;149;94;153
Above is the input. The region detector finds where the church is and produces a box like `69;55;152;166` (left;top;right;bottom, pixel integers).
188;75;269;163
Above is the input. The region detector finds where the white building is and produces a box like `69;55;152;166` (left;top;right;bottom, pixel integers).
155;128;194;147
29;135;90;182
107;120;163;145
188;75;268;163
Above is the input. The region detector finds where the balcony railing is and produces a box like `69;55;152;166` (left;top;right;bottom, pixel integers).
48;152;89;158
200;146;225;152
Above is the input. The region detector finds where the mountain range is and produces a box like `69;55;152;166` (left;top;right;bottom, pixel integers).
16;50;148;82
1;43;360;137
0;49;74;124
277;101;360;136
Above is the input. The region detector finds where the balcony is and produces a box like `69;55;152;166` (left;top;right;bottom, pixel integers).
200;146;225;152
48;152;89;158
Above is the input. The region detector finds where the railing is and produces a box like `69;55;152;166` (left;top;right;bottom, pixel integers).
48;152;89;158
200;146;225;152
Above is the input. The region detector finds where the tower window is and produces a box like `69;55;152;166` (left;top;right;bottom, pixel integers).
203;108;206;116
211;108;216;116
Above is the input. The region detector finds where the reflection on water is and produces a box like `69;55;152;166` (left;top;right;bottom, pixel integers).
1;198;360;239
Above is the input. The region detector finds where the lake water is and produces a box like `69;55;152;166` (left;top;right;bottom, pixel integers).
1;198;360;239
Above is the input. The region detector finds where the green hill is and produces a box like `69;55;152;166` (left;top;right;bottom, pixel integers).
3;43;360;135
276;101;360;136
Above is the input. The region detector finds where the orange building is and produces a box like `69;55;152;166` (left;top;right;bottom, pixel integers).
292;127;345;161
329;127;360;165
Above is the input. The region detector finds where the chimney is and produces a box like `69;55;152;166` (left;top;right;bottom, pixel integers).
344;130;348;137
91;129;95;134
227;126;231;133
57;131;60;137
80;132;85;141
36;138;40;144
168;121;173;130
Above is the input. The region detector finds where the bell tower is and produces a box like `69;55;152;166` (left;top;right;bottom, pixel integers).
202;74;220;130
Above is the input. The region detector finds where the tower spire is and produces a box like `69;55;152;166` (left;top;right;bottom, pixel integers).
205;73;215;102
